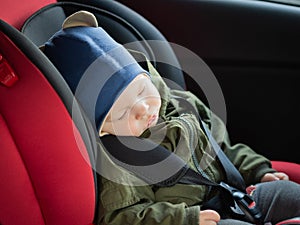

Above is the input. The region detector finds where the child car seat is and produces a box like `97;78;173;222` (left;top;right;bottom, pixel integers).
1;0;300;224
20;0;300;181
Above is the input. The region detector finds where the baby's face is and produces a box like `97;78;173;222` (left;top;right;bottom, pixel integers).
101;73;161;136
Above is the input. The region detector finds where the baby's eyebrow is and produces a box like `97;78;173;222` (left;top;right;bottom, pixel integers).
106;106;129;122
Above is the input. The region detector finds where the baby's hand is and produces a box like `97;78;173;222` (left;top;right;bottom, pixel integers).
261;172;289;182
199;210;220;225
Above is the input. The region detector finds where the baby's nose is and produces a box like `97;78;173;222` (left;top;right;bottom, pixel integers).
134;101;149;120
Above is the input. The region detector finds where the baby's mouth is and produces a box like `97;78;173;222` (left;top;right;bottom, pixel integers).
147;115;157;128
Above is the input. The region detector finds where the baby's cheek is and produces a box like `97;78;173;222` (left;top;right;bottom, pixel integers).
129;125;141;137
129;122;144;137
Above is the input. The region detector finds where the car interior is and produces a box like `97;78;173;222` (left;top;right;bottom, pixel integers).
1;0;300;224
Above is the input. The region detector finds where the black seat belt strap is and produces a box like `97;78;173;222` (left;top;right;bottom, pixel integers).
100;135;190;186
172;95;246;190
198;118;246;190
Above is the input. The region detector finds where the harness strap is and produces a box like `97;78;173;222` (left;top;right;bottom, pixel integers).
198;118;246;190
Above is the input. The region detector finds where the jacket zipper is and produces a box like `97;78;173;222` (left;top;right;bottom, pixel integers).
176;115;210;180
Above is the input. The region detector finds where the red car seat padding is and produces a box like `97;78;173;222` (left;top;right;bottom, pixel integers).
0;114;45;224
0;29;95;225
271;161;300;184
0;0;56;29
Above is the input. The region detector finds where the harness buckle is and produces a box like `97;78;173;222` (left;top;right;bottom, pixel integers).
220;182;262;224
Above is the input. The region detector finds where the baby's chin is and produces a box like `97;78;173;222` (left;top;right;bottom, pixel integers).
132;126;151;137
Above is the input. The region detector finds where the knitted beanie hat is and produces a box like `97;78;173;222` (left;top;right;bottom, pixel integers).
43;11;148;131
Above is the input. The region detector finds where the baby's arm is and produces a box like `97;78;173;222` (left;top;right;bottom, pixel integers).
199;210;220;225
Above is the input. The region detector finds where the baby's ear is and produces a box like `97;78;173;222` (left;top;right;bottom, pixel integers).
62;10;98;29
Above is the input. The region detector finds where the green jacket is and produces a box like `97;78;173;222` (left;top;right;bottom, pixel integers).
96;51;275;225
